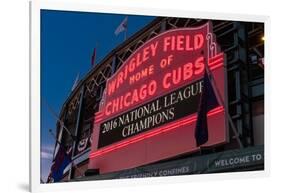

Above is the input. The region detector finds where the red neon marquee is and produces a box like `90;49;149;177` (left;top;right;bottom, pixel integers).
88;22;228;174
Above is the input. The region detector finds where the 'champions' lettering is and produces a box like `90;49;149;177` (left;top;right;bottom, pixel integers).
98;80;203;148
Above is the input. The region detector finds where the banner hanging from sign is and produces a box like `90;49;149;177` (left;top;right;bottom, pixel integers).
89;22;228;174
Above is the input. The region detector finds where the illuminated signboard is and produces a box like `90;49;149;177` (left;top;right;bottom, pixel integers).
89;22;228;174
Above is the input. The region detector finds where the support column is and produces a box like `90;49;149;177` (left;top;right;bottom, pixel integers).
68;86;85;179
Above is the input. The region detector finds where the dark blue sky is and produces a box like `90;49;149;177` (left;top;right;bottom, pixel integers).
40;9;154;182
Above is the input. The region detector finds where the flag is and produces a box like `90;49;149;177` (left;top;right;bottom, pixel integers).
194;70;219;147
114;16;128;36
49;145;72;182
71;73;79;91
91;48;96;67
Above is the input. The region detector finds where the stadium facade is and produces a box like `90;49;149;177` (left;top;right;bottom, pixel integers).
48;17;264;182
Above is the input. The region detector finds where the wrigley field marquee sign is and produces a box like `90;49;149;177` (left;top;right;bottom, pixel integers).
89;22;228;174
